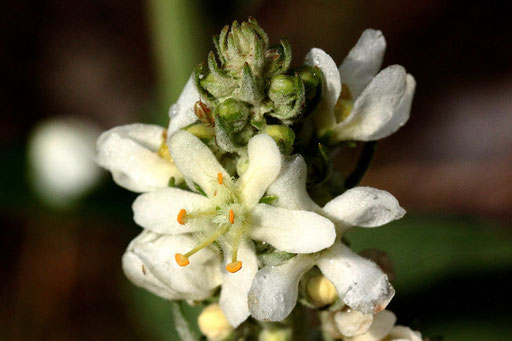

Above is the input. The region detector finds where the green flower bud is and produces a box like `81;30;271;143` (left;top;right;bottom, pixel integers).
217;98;250;132
269;74;296;104
264;125;295;154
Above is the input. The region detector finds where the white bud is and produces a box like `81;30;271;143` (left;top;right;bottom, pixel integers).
334;309;374;337
198;303;234;341
307;274;338;307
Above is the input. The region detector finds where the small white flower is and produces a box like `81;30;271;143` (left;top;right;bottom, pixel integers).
334;310;422;341
304;29;416;142
247;156;404;321
28;117;101;206
96;123;183;192
129;130;336;327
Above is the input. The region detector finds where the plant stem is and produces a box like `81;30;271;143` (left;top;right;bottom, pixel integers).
344;141;377;189
146;0;202;122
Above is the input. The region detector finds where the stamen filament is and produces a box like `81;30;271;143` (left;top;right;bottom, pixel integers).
217;172;223;184
177;209;187;225
183;225;230;259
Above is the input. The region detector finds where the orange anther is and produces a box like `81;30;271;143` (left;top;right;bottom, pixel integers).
217;172;223;184
226;261;242;273
177;209;186;225
229;209;234;224
175;253;190;267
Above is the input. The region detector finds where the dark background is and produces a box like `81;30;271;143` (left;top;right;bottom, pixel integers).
1;0;511;339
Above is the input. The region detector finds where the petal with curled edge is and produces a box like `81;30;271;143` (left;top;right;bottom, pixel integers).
333;65;408;142
248;255;315;322
322;186;405;233
339;29;387;99
334;310;374;337
345;310;396;341
317;242;395;314
219;240;258;328
132;187;211;234
237;134;281;207
167;74;201;137
267;155;319;211
123;231;222;301
96;124;180;192
388;325;422;341
168;130;231;198
304;48;341;135
249;204;336;254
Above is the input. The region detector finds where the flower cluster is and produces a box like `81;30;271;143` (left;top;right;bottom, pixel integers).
97;18;420;340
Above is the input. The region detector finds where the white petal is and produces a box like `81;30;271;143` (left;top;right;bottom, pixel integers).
339;29;386;98
267;155;320;211
249;204;336;253
168;130;231;197
322;186;405;233
97;124;179;192
388;326;422;341
305;48;342;113
132;187;211;234
219;240;258;327
333;65;408;141
167;74;200;136
123;231;222;301
317;242;394;314
248;255;315;322
387;74;416;136
237;134;282;207
334;310;374;337
320;311;344;339
304;48;340;135
346;310;397;341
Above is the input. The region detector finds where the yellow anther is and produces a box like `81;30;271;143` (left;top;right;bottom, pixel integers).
229;209;234;224
226;261;242;273
177;209;187;225
157;129;173;161
217;172;223;184
175;253;190;267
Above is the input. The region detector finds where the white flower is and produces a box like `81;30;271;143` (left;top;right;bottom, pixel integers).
96;123;183;192
127;130;336;327
247;156;404;321
328;309;422;341
123;230;222;301
304;29;416;142
28;117;101;206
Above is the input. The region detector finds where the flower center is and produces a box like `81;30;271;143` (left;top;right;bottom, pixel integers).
174;172;248;273
333;84;353;124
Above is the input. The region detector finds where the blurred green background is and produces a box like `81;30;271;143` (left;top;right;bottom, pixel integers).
1;0;512;339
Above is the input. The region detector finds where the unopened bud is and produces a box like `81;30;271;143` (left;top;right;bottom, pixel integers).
259;328;292;341
194;101;214;126
217;98;250;132
334;310;374;337
264;125;295;155
269;74;296;104
306;274;337;307
185;123;215;140
295;65;321;102
198;303;234;341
